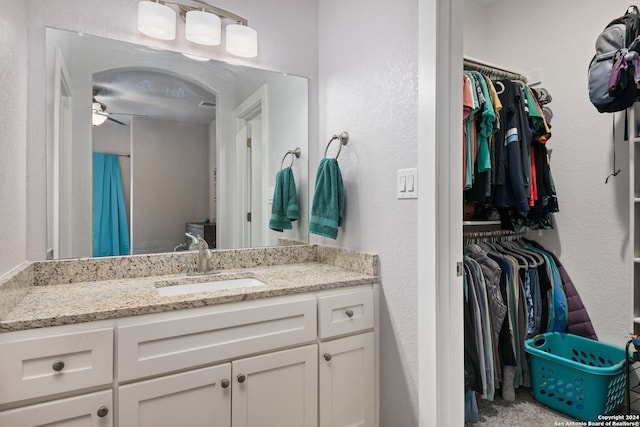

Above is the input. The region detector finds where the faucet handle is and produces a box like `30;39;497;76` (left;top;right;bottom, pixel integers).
185;232;199;250
197;236;210;250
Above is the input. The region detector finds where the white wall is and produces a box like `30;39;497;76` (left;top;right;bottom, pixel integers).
265;77;309;246
25;0;319;261
464;0;632;345
318;0;420;424
0;2;28;275
131;118;209;254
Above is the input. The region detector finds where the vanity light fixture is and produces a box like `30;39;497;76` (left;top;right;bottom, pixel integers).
137;0;258;58
137;1;177;40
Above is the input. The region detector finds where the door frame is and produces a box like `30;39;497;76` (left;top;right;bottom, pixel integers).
233;85;269;248
51;47;73;259
417;0;463;425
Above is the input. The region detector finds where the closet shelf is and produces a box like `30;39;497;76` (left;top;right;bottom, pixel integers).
634;317;640;325
634;257;640;263
463;220;501;226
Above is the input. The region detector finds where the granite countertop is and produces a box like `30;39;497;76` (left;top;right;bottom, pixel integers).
0;245;379;332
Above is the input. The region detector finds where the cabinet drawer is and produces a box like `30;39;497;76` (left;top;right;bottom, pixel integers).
0;389;112;426
0;328;114;405
118;296;317;381
318;288;374;339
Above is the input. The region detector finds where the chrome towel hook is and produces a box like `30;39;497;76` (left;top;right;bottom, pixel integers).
324;131;349;160
280;147;301;170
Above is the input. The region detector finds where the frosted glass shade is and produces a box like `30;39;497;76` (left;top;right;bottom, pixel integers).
185;10;221;45
137;1;176;40
92;113;108;126
225;24;258;57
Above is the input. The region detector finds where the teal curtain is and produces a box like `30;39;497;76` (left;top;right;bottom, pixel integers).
93;153;130;257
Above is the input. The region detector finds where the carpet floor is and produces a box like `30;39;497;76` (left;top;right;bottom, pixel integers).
471;387;587;426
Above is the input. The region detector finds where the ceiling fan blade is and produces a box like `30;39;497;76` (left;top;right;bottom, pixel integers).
107;116;127;126
109;112;150;117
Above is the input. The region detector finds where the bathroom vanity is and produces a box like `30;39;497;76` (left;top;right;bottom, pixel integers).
0;245;378;427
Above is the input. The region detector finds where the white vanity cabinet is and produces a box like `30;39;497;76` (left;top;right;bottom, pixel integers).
232;344;318;427
119;364;231;426
0;327;114;427
116;294;319;427
0;284;377;427
317;288;376;427
118;345;318;427
0;390;113;426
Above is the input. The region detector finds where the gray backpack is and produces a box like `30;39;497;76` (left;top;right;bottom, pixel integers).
588;5;640;113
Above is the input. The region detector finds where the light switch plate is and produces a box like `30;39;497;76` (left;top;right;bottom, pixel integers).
397;168;418;199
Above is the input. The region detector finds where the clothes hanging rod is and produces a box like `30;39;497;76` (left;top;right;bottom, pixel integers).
463;56;528;83
463;228;527;243
95;152;131;157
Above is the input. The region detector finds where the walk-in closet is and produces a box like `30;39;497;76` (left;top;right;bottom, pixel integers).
462;0;637;424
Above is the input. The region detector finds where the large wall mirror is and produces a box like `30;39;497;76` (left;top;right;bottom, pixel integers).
46;28;309;260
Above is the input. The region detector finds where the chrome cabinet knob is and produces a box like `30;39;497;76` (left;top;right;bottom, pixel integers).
52;360;65;371
345;309;354;318
97;406;109;418
221;379;230;388
324;353;332;361
237;374;246;383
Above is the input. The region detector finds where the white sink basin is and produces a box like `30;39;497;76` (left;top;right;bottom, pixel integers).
156;277;265;296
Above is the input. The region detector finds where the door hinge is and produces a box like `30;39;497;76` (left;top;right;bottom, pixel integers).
246;137;252;148
456;262;463;277
247;212;252;222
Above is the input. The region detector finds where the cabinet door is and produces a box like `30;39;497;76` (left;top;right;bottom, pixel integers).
232;345;318;427
119;364;231;427
0;390;112;427
319;333;375;427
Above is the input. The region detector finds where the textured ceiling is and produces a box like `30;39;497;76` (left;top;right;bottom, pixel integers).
93;69;217;125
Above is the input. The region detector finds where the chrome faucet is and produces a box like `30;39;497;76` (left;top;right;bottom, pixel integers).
185;232;198;250
196;236;212;274
185;232;213;274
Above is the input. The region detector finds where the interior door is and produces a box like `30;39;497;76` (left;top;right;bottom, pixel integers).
236;115;265;248
235;125;251;247
233;86;268;249
248;117;264;247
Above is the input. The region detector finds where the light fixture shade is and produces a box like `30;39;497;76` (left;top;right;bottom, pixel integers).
225;24;258;58
186;10;221;46
137;1;176;41
92;113;108;126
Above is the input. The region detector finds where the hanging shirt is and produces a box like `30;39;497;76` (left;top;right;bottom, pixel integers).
494;80;530;213
469;71;496;173
464;73;480;189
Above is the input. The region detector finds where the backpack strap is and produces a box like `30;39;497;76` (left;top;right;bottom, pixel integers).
605;112;624;183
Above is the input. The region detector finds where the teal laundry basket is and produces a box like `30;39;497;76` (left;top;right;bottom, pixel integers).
525;332;628;422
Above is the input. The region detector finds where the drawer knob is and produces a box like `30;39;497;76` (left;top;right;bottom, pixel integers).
221;379;230;388
52;360;65;371
345;309;354;318
324;353;332;361
97;406;109;418
237;374;246;383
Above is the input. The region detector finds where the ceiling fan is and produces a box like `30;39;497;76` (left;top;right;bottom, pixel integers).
92;98;127;126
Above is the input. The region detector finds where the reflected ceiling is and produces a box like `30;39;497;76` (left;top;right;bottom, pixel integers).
93;69;217;125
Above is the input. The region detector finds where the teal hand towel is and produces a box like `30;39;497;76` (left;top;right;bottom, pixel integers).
269;167;299;232
310;158;344;239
